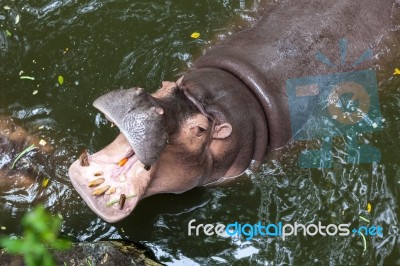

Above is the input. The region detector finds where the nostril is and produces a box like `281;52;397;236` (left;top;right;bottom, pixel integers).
151;106;164;115
132;87;145;96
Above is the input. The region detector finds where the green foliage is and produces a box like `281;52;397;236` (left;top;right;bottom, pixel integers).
58;75;64;85
10;144;36;169
0;205;72;266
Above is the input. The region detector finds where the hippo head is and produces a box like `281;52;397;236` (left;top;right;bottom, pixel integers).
69;69;268;223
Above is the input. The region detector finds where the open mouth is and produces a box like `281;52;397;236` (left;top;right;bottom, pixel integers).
69;87;167;223
68;133;151;223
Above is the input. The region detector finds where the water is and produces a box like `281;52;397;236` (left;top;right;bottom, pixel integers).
1;0;399;265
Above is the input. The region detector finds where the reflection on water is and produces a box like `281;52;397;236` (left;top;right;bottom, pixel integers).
0;0;399;265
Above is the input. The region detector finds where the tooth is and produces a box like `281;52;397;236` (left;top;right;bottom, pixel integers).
118;194;126;210
144;165;151;171
92;185;111;196
94;171;103;177
119;174;127;182
105;187;116;195
136;167;144;175
79;149;90;167
88;178;105;187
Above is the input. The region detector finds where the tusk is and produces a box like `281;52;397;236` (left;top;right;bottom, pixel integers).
88;178;105;187
105;187;116;195
92;185;111;196
79;149;90;167
118;194;126;210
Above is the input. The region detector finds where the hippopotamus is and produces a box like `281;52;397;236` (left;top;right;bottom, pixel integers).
69;0;400;222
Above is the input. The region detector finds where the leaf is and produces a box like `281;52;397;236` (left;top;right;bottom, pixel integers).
359;215;370;223
1;205;72;266
191;32;200;39
15;14;20;24
0;238;25;253
367;203;372;213
106;194;136;207
3;6;10;10
360;232;367;251
42;178;49;188
32;90;38;95
10;144;36;169
87;258;94;266
20;76;35;80
106;198;119;207
5;30;11;37
51;239;72;250
58;75;64;85
1;226;6;230
394;68;400;75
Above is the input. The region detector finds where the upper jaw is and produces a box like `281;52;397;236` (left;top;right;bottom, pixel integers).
92;87;168;167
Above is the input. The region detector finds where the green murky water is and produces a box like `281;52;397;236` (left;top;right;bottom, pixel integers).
1;0;399;265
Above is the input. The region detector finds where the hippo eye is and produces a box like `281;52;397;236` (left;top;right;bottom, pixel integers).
196;126;207;137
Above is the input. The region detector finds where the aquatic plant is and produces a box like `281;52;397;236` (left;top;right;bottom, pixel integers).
0;205;71;266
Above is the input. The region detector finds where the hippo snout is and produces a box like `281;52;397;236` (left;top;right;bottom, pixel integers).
93;87;168;166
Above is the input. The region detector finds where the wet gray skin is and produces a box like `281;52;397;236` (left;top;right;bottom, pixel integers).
93;87;168;166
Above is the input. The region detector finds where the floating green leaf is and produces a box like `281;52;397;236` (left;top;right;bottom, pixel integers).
87;259;94;266
5;30;11;37
359;216;370;223
360;232;367;251
58;75;64;85
10;144;36;169
20;76;35;80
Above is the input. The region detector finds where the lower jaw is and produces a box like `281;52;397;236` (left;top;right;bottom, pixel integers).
68;134;155;222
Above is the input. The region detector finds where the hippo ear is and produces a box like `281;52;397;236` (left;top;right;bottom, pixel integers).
212;123;232;139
